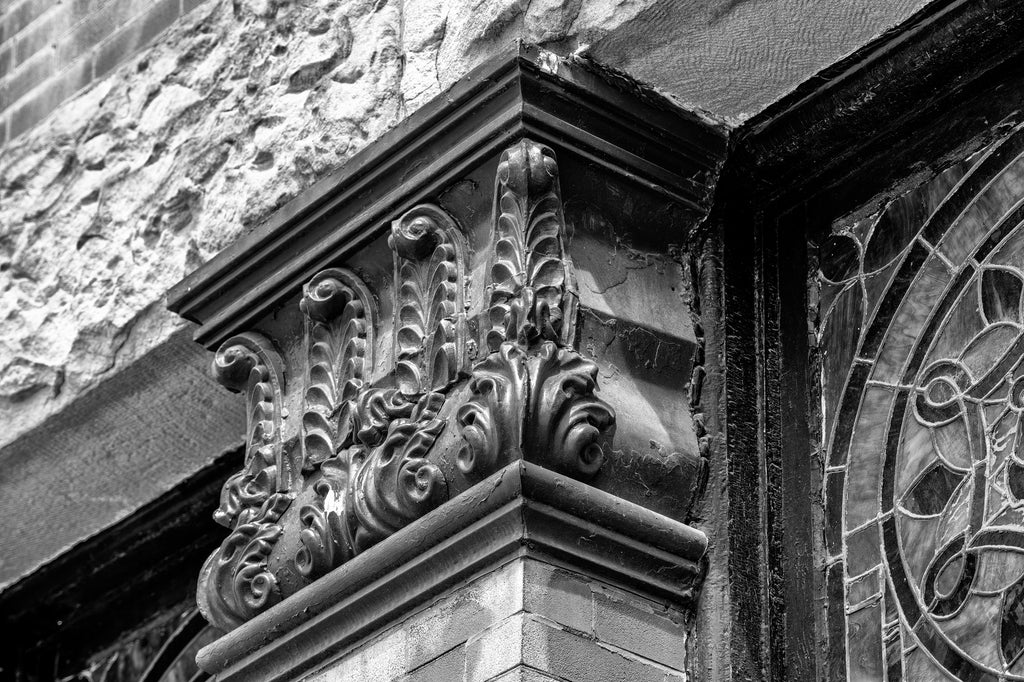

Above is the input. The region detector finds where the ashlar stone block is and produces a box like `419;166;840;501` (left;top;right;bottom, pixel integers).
305;557;690;682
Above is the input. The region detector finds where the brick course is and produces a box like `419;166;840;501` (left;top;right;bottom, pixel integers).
0;0;200;145
2;0;49;42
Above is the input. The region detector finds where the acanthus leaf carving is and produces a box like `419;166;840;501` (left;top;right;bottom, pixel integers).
299;269;375;470
462;139;613;480
389;204;467;395
294;452;357;580
200;332;293;630
209;333;290;524
486;139;577;351
457;343;526;478
198;492;293;631
525;341;613;477
292;389;450;582
200;139;616;631
290;240;459;584
350;390;449;552
456;340;614;480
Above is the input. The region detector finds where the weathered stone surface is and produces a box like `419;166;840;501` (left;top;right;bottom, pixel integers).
1;0;413;449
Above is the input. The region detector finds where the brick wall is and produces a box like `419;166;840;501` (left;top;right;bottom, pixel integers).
0;0;205;145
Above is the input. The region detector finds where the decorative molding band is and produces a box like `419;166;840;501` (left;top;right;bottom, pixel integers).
196;461;708;681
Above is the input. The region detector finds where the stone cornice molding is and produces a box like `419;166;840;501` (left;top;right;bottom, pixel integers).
166;43;728;350
197;461;707;681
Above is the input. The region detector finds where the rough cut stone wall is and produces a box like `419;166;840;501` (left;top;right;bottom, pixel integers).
0;0;934;588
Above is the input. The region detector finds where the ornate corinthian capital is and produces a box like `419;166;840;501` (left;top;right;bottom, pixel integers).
195;141;623;631
169;50;722;678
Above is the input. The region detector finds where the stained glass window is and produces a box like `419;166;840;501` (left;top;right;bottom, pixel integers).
819;124;1024;680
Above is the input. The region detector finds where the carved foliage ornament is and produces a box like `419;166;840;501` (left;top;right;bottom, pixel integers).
198;140;615;631
199;334;293;630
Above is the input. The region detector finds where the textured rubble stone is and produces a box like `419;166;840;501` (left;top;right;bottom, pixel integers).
0;0;411;446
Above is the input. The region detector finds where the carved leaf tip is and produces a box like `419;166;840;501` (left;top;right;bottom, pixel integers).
212;343;260;393
486;139;576;352
498;139;559;195
390;204;467;394
211;333;284;393
389;214;441;260
300;272;356;322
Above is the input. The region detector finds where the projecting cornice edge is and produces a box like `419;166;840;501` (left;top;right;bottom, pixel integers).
167;42;729;350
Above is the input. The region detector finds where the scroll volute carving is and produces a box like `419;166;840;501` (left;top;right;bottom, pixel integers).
199;333;293;631
198;138;616;632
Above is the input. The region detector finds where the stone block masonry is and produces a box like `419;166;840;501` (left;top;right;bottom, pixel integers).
304;558;690;682
0;0;201;143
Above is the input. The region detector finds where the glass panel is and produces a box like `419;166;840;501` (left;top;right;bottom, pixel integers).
846;522;882;578
845;386;892;530
847;568;882;607
847;602;884;681
818;125;1024;680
